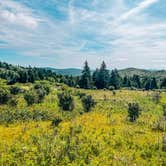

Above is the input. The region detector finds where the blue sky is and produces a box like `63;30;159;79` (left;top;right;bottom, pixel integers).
0;0;166;69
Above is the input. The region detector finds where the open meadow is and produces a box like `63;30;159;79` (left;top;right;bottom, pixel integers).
0;79;166;165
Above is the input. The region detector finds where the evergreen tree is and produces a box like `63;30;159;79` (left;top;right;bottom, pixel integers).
123;76;131;87
132;75;141;88
144;79;151;90
95;61;109;89
110;69;121;89
150;77;158;89
79;61;91;89
161;78;166;89
92;68;99;88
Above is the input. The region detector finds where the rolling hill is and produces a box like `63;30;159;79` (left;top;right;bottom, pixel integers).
46;67;166;79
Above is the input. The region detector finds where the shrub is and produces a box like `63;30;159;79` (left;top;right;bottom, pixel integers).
35;89;46;103
8;98;18;107
76;91;86;98
162;104;166;117
57;91;74;111
162;135;166;152
152;92;161;104
24;91;37;106
112;90;116;96
0;109;52;124
108;86;115;91
0;87;11;104
34;83;50;95
32;110;51;121
128;103;141;122
10;86;21;95
52;117;62;126
82;95;95;112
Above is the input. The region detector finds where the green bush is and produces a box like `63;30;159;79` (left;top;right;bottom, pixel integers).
108;86;115;91
152;92;161;104
24;91;37;106
10;86;21;95
82;95;95;112
76;91;86;98
0;109;52;124
35;89;46;103
162;104;166;117
57;91;74;111
0;87;11;104
34;83;50;95
128;103;141;122
52;117;62;126
8;98;18;107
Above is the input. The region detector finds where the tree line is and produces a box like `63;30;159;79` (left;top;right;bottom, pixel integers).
0;61;166;90
78;61;166;90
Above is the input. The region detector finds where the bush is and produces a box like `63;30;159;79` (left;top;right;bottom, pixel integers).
35;89;46;103
0;109;52;124
76;91;86;98
34;83;50;95
128;103;141;122
10;86;21;95
82;95;95;112
108;86;115;91
8;98;18;107
57;91;74;111
24;91;37;106
152;92;161;104
162;104;166;117
52;117;62;126
0;87;11;104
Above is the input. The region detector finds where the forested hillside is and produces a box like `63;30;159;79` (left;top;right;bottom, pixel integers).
1;61;166;91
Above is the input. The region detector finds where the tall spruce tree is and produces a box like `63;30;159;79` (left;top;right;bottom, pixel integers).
150;77;158;89
95;61;109;89
79;61;91;89
92;68;99;88
132;75;141;88
110;69;121;89
161;78;166;89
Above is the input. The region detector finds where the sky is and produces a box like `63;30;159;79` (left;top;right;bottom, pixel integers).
0;0;166;69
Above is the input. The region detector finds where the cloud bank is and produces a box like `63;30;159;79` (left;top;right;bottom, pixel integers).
0;0;166;69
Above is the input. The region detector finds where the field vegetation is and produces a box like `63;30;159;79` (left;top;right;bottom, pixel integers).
0;61;166;165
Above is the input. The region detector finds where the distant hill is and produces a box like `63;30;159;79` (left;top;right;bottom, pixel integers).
45;68;82;76
46;67;166;79
119;68;166;80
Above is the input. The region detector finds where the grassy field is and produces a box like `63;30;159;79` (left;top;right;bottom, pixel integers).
0;79;166;165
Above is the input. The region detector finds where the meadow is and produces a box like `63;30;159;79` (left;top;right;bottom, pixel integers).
0;78;166;166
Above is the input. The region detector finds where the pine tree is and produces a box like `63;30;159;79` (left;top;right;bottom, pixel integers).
123;76;131;87
92;68;99;88
132;75;141;88
161;78;166;89
150;77;158;89
79;61;91;89
110;69;121;89
95;61;109;89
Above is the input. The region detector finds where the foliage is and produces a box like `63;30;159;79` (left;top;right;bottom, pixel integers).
152;92;161;104
10;86;22;95
128;103;141;122
0;109;52;124
24;91;37;106
79;61;92;89
0;87;11;104
82;95;95;112
57;91;74;111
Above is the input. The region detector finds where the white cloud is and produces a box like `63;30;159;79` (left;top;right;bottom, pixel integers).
0;0;40;29
0;0;166;69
